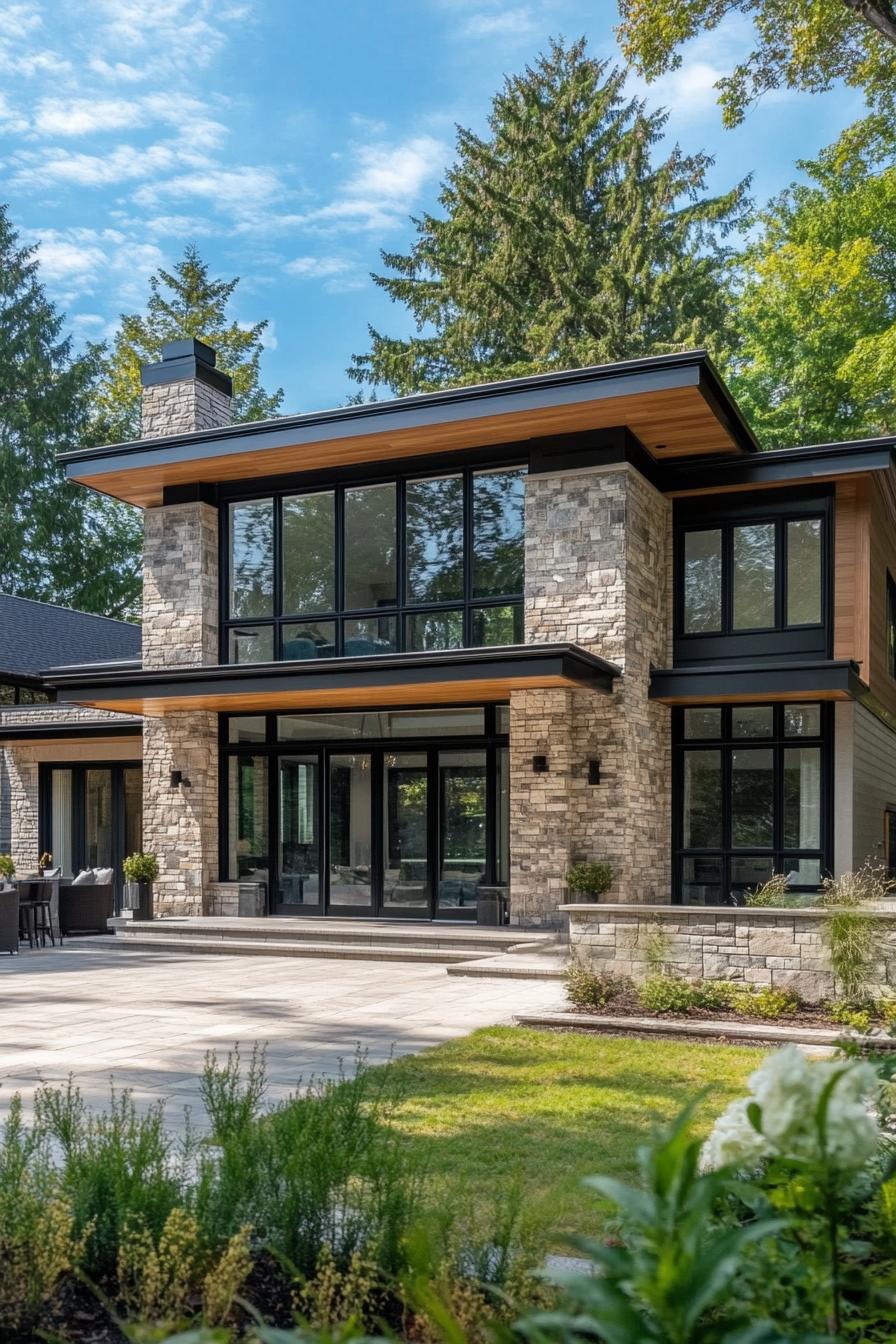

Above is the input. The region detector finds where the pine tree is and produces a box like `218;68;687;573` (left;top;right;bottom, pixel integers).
96;245;283;440
348;38;749;396
0;205;141;617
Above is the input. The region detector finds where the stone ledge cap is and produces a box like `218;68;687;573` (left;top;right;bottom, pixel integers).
561;902;896;920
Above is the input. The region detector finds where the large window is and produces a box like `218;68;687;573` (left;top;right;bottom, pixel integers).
674;702;829;905
676;497;828;662
223;463;526;662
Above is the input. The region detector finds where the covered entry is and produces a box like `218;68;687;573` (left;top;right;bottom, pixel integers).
224;706;509;920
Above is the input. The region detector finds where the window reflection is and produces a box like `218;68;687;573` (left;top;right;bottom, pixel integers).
406;476;463;603
344;483;396;611
733;523;776;629
786;519;822;625
282;492;335;615
229;500;274;618
472;468;525;598
683;530;722;633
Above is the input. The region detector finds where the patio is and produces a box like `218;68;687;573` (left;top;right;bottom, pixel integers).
0;941;564;1133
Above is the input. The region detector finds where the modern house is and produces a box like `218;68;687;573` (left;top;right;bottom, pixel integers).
3;337;896;925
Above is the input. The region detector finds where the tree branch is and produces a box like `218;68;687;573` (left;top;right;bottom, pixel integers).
842;0;896;46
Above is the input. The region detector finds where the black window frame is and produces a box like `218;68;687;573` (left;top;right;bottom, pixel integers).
220;459;526;664
672;701;833;905
887;571;896;679
0;679;55;706
673;489;832;665
38;760;142;911
219;703;510;918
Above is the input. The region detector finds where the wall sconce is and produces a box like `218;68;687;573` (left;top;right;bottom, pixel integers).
532;754;548;774
588;758;601;786
170;770;192;789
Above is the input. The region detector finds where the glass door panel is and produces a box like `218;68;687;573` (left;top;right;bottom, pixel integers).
123;768;142;859
328;753;373;909
278;755;322;911
227;755;269;893
50;768;74;877
438;751;487;914
382;753;428;913
85;769;113;870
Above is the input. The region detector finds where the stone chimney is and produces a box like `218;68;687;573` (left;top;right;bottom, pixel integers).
140;338;232;438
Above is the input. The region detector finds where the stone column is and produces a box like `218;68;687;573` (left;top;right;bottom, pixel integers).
139;340;232;914
3;747;39;875
510;462;672;924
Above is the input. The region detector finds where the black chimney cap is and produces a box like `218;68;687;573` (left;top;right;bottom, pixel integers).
141;338;232;397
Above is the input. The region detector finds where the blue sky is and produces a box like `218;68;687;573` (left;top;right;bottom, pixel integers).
1;0;864;414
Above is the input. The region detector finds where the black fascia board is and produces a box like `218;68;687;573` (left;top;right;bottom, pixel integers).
659;438;896;493
52;644;621;703
0;720;142;743
527;426;661;486
649;659;864;701
58;349;756;478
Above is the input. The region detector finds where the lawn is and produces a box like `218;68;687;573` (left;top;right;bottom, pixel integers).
377;1026;763;1248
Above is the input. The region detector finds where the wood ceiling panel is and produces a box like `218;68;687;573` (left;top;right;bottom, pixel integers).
70;385;743;507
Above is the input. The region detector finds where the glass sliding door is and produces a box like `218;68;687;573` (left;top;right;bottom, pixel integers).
85;769;114;871
277;755;322;912
437;751;487;916
328;753;373;910
382;753;428;913
40;762;142;914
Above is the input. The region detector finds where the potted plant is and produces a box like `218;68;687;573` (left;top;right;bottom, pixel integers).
122;852;159;921
0;854;14;886
567;860;615;902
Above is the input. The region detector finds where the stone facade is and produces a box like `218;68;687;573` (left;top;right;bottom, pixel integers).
565;902;896;1004
142;713;218;916
142;503;219;668
140;379;232;439
510;463;672;923
139;353;232;913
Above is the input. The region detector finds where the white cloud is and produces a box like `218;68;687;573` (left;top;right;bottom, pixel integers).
0;92;28;134
286;255;354;279
298;134;446;233
34;97;146;136
88;57;146;83
0;3;41;39
459;7;536;38
28;225;166;306
133;164;284;213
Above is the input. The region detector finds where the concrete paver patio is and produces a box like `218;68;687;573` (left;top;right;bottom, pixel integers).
0;941;564;1131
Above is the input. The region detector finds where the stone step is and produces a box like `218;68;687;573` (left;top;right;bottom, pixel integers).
448;956;568;980
88;933;491;964
111;917;554;956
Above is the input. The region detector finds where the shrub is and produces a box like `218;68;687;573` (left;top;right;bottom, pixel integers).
117;1207;252;1328
0;1097;86;1335
564;961;627;1011
122;851;160;884
0;854;14;881
744;872;793;907
831;1001;873;1033
637;975;698;1014
879;996;896;1028
822;907;875;1006
819;860;896;907
566;861;614;900
690;979;736;1011
730;986;800;1020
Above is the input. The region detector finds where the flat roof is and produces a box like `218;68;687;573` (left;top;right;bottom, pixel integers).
60;350;758;508
50;643;620;715
649;659;865;704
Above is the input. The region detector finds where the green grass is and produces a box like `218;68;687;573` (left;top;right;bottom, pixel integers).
375;1026;762;1247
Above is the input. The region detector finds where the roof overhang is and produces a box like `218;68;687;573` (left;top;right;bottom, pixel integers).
649;659;866;705
59;351;756;508
50;644;620;716
661;438;896;497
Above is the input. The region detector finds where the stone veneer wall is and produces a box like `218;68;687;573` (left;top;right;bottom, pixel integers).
510;464;672;924
564;903;896;1004
139;368;231;914
140;380;231;438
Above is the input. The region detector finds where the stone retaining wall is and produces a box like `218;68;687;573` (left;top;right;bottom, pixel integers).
563;903;896;1003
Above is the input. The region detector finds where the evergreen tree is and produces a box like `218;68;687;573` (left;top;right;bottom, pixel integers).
0;205;141;617
348;39;749;396
728;116;896;447
96;245;283;440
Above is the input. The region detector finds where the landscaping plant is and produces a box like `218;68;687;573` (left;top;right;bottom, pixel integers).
122;851;160;885
0;855;14;881
564;962;626;1011
744;872;794;907
566;861;614;901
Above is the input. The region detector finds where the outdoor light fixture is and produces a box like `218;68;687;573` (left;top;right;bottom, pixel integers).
588;758;601;785
532;754;548;773
169;770;192;789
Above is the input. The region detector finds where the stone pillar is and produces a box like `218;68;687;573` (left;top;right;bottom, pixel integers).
139;340;232;914
3;747;39;875
510;462;672;924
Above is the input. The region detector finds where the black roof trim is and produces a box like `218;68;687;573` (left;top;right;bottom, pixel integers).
59;350;757;476
53;643;621;702
0;719;142;743
660;437;896;492
649;659;865;702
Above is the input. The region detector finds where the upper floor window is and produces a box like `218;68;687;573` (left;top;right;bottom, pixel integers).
675;495;829;665
682;516;823;636
887;571;896;678
225;464;526;663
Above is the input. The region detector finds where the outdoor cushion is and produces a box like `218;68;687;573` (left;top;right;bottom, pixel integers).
94;867;114;885
43;866;62;878
71;868;96;885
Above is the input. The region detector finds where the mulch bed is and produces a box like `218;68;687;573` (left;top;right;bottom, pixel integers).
565;988;870;1031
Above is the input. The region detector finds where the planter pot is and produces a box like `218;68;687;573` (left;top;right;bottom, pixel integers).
123;881;153;920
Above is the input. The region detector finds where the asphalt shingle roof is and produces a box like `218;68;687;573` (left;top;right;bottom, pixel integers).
0;593;141;680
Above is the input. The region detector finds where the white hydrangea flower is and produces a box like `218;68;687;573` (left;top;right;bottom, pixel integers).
702;1046;879;1172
